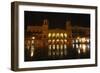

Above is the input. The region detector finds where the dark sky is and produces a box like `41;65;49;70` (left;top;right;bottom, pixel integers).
24;11;90;29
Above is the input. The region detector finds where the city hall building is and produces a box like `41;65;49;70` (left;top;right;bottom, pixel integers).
24;19;90;61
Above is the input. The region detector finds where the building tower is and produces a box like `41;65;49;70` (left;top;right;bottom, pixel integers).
66;17;72;46
42;19;48;46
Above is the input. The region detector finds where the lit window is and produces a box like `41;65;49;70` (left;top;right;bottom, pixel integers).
32;36;35;40
82;44;86;53
86;38;90;43
48;33;51;38
56;33;59;37
81;38;86;43
52;33;55;38
64;44;67;49
31;40;34;44
52;39;55;43
76;39;78;43
77;37;80;39
53;45;55;50
79;44;82;48
49;45;51;50
60;33;63;38
64;39;67;43
57;44;59;49
78;49;80;54
48;40;51;43
64;33;67;38
76;44;79;48
56;39;59;42
61;39;63;43
60;44;63;50
31;46;34;57
31;51;33;57
79;38;82;43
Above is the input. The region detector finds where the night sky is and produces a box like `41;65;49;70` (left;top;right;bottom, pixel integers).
24;11;90;29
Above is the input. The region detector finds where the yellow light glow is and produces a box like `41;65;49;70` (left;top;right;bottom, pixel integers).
86;38;90;43
64;39;67;43
78;49;80;54
53;45;55;50
31;40;34;44
31;51;33;57
32;36;35;40
31;46;34;57
79;44;82;48
60;44;63;50
49;45;51;50
57;44;59;49
76;39;78;43
60;33;63;38
56;33;59;37
52;39;55;43
77;37;80;39
61;39;63;43
52;33;55;37
48;40;51;43
76;44;79;48
81;38;86;43
56;39;59;42
48;33;51;38
64;44;67;49
82;44;86;53
64;33;67;38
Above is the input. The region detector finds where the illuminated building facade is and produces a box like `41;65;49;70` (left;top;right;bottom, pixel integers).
25;19;90;61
